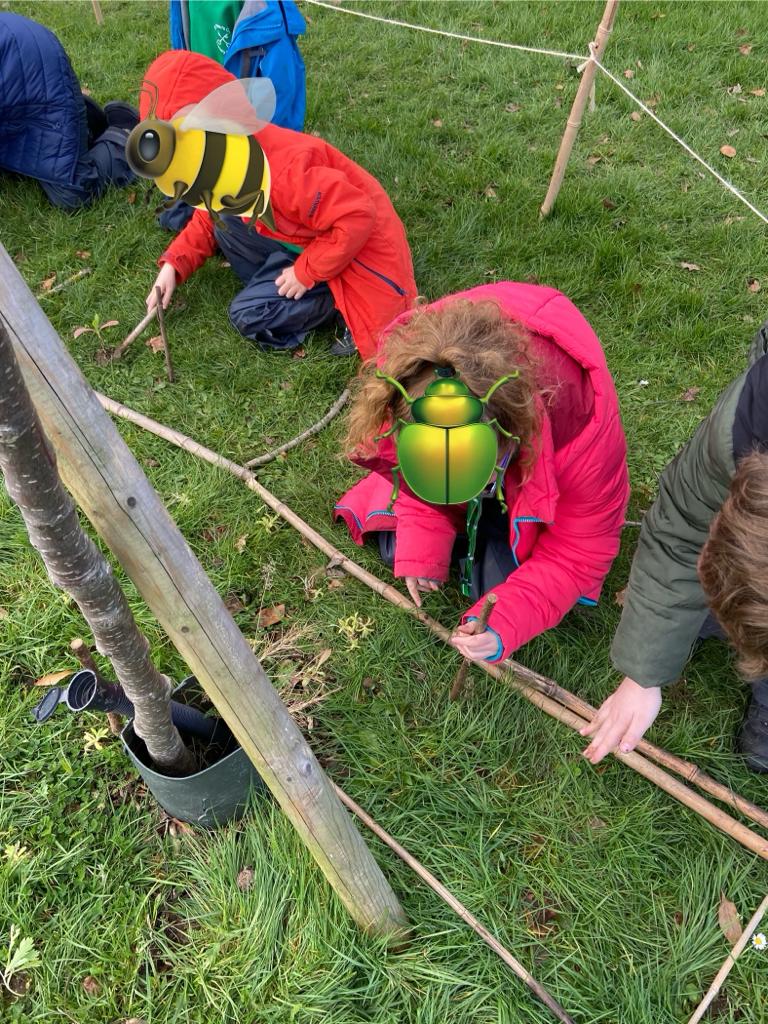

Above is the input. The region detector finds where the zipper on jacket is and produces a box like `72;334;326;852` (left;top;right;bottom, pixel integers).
352;257;406;296
510;515;543;568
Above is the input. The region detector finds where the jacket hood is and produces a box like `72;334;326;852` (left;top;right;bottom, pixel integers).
140;50;236;121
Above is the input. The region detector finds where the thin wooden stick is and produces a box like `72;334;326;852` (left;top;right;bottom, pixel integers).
95;394;768;861
106;308;157;363
450;593;497;701
245;389;350;468
334;783;576;1024
37;268;92;298
91;0;104;26
687;892;768;1024
154;288;174;382
540;0;619;217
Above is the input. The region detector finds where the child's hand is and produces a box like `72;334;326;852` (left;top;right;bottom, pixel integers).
580;677;662;764
450;620;500;662
275;265;311;300
404;576;440;607
147;264;176;311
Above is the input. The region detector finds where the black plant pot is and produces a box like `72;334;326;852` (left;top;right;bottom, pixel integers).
121;677;265;828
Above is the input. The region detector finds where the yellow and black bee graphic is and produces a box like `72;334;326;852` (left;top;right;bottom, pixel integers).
126;77;276;229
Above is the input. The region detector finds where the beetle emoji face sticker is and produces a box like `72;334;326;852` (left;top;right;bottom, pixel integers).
374;367;520;508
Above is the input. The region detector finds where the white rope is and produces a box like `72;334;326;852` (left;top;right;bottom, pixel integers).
305;0;768;228
589;47;768;226
302;0;586;62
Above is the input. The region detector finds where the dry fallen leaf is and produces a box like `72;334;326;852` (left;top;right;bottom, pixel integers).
82;976;101;997
504;102;521;113
101;320;119;330
748;278;762;293
720;144;737;158
750;88;766;97
588;816;607;830
40;274;57;291
630;111;642;122
258;604;286;628
33;669;71;687
483;184;498;199
586;155;602;167
623;69;634;79
727;83;743;95
679;386;701;402
237;866;254;891
127;191;137;205
602;197;618;210
73;325;93;338
679;262;701;272
75;250;90;259
431;118;443;128
235;535;248;553
0;607;8;620
225;593;246;615
168;816;194;837
718;893;742;945
292;346;306;359
145;335;165;353
739;44;753;56
614;587;627;607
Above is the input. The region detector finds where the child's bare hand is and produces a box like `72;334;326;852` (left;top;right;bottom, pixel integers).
404;576;440;607
580;677;662;764
275;265;310;300
147;264;176;311
450;619;500;662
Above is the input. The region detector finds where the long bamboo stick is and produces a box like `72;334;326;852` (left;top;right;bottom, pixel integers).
96;395;768;862
334;783;576;1024
540;0;619;217
687;892;768;1024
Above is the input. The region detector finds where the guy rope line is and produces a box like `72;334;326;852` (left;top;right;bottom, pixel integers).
305;0;768;228
302;0;586;62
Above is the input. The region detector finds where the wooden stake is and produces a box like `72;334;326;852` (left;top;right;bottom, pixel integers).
0;243;407;943
91;0;104;26
334;783;576;1024
245;389;350;468
449;593;497;701
105;307;157;363
540;0;619;217
93;396;768;862
687;892;768;1024
154;288;174;382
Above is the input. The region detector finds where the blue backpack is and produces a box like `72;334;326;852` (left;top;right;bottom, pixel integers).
169;0;306;131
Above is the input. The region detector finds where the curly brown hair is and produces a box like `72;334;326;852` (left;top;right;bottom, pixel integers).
699;451;768;680
345;299;541;464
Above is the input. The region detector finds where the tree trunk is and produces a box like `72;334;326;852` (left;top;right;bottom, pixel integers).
0;324;195;775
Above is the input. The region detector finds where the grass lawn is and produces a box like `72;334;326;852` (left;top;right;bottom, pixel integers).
2;1;768;1021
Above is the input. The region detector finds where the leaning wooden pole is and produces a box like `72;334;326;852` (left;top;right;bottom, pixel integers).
93;396;768;862
539;0;619;217
0;244;407;942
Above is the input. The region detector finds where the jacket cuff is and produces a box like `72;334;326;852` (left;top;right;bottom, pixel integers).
292;256;317;289
158;254;188;284
394;558;450;583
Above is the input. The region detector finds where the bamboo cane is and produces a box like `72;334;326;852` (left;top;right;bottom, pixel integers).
334;783;576;1024
540;0;619;217
95;395;768;861
154;287;174;383
105;308;157;363
245;389;350;468
687;892;768;1024
449;593;497;701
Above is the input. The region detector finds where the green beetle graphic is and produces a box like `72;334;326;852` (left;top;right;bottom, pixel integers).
375;366;519;509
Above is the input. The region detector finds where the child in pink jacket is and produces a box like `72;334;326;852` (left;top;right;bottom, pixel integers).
334;283;630;662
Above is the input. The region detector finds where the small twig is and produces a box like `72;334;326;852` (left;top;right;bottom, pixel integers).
37;268;91;298
106;307;157;363
687;892;768;1024
154;288;174;382
245;389;350;468
334;783;576;1024
449;593;497;701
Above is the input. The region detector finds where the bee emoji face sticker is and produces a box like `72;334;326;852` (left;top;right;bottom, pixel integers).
126;77;277;229
374;367;520;509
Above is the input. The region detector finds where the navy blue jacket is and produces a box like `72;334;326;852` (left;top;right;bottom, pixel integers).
0;12;87;186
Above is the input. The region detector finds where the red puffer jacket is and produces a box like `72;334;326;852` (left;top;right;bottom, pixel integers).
334;282;630;661
140;50;417;359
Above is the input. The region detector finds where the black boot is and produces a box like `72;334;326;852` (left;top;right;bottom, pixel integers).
330;326;356;357
738;677;768;772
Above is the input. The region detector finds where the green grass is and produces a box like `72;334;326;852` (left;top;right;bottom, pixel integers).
1;1;768;1021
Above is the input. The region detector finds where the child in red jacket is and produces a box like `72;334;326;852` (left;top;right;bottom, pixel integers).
334;284;629;662
139;51;417;358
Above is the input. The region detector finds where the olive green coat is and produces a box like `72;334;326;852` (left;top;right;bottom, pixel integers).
611;330;768;687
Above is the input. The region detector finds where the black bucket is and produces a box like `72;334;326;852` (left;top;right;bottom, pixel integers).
121;676;265;828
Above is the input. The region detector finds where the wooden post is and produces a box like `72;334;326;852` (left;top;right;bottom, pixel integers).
539;0;619;217
0;244;407;942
